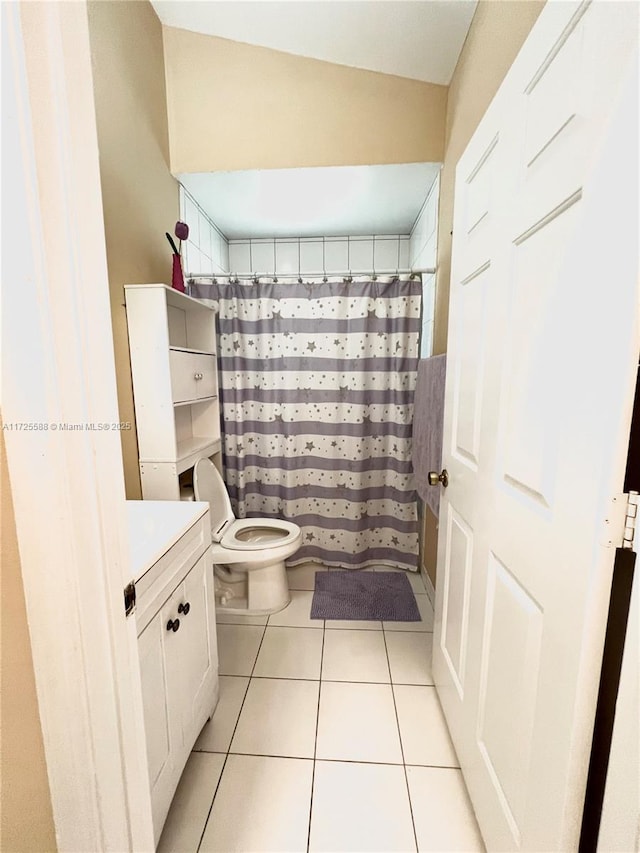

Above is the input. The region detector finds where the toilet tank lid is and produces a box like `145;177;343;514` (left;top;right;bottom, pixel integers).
193;458;235;542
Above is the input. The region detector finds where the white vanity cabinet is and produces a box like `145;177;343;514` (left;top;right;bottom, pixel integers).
125;284;221;500
127;500;218;846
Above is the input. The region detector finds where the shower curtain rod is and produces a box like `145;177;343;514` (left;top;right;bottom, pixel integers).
187;269;435;283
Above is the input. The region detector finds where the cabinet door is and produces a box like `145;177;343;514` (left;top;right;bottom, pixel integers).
193;353;217;400
169;351;217;403
138;552;218;842
169;350;197;403
172;553;218;748
138;609;178;836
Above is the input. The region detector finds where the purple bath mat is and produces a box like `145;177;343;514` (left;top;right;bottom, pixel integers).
311;571;421;622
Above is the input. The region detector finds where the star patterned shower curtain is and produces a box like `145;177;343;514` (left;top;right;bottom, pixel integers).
190;276;421;570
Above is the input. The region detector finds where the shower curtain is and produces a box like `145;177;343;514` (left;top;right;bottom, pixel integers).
191;276;421;570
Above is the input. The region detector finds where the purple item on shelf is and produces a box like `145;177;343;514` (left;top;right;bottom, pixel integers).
172;253;186;293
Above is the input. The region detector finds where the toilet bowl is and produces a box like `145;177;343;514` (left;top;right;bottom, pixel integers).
193;458;302;615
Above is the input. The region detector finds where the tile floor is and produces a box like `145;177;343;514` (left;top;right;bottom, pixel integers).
158;564;485;852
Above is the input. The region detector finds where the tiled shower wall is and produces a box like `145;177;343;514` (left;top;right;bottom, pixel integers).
179;181;436;354
410;174;439;356
180;173;439;279
421;274;435;357
180;187;230;276
227;236;411;276
409;173;439;272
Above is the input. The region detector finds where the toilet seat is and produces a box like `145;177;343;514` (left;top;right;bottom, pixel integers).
193;457;298;551
220;518;300;551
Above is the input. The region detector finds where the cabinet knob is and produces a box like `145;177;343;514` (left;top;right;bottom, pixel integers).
178;601;191;615
166;618;180;632
194;372;203;380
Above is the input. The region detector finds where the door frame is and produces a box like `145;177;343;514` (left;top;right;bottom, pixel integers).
2;3;154;850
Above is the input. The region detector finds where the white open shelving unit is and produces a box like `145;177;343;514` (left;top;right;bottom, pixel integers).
125;284;221;499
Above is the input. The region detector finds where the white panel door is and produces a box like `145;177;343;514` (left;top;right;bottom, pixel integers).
433;3;639;850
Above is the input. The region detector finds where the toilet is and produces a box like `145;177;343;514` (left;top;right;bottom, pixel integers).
193;457;302;615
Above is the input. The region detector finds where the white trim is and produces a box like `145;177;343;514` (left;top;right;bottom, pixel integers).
2;3;153;850
420;565;436;608
409;169;441;237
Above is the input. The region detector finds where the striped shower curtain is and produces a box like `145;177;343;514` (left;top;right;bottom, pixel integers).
191;276;421;570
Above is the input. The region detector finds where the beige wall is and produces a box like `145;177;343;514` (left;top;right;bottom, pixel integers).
87;0;179;499
424;0;545;584
163;28;447;173
1;427;57;852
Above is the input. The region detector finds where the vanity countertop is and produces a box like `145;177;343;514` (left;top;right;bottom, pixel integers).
126;500;209;582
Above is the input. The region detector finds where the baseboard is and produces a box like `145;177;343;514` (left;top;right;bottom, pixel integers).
420;566;436;607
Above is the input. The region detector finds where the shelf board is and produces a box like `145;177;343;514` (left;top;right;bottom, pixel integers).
169;345;216;357
138;437;221;470
124;283;216;313
176;437;221;474
173;395;218;409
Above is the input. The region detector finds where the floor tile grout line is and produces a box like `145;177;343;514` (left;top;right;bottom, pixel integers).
219;622;432;633
220;673;321;682
217;674;436;686
306;616;325;853
381;627;420;853
192;748;461;771
193;750;229;853
195;621;268;853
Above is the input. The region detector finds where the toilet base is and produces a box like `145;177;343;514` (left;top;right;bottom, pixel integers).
214;560;291;616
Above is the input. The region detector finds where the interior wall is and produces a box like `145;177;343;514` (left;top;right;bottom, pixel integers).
87;0;179;499
163;27;447;173
424;0;545;587
1;426;57;852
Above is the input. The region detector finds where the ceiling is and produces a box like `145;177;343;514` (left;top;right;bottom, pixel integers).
178;163;441;239
151;0;477;86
